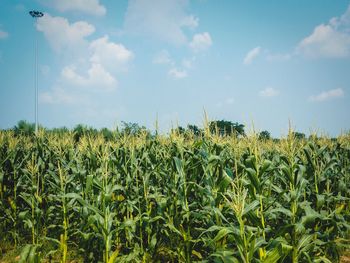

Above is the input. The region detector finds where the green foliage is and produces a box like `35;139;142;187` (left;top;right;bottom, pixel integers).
292;131;306;140
73;124;98;141
0;129;349;262
120;121;147;136
14;120;35;136
259;130;271;141
187;124;202;136
209;120;245;137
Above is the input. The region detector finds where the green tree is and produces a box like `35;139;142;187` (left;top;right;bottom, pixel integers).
121;121;147;136
100;127;115;141
187;124;202;136
209;120;245;137
258;130;271;140
292;131;306;140
13;120;35;136
172;126;186;135
73;124;98;141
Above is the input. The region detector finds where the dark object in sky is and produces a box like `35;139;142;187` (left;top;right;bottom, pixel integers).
29;10;44;18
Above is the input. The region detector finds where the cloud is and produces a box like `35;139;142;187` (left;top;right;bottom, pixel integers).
0;30;8;39
297;5;350;58
181;15;199;29
168;68;187;79
40;87;76;104
37;14;95;52
182;57;195;69
61;63;117;91
46;0;106;16
89;36;134;72
297;24;350;58
259;87;279;97
153;50;173;65
38;19;134;103
124;0;198;45
243;47;261;65
189;32;212;52
58;36;134;91
37;16;133;84
309;88;344;102
329;4;350;30
153;51;195;78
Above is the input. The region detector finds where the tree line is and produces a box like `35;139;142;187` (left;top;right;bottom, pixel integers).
6;120;310;141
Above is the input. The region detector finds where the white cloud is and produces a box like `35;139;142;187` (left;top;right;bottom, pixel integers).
37;13;134;93
61;63;117;91
0;30;8;39
153;50;173;65
37;14;95;52
41;34;133;103
153;51;195;78
310;88;344;102
181;15;199;29
329;4;350;29
168;68;187;79
297;24;350;58
259;87;279;98
89;36;134;72
182;57;195;69
189;32;212;52
297;5;350;58
46;0;106;16
243;46;261;65
39;87;75;104
124;0;198;45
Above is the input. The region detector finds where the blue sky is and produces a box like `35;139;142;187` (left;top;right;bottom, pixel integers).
0;0;349;136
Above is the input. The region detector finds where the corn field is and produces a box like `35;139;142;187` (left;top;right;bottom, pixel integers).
0;129;350;262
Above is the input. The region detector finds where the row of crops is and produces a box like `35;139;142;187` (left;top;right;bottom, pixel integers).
0;129;350;262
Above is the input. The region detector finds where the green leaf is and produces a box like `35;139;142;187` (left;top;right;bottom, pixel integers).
19;244;31;263
243;200;260;216
262;246;282;263
245;168;261;193
108;246;121;263
213;227;234;242
210;250;239;263
297;234;313;253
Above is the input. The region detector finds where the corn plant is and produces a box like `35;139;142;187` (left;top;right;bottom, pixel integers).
0;129;349;262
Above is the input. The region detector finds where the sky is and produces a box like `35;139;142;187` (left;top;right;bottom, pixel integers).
0;0;349;136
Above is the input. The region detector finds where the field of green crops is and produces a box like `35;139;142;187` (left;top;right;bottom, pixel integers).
0;129;350;262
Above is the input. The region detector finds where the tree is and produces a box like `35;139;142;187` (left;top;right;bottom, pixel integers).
14;120;35;136
187;124;202;136
50;127;69;135
258;130;271;141
292;132;306;140
121;122;147;136
172;126;186;135
73;124;98;142
209;120;245;137
100;127;115;141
